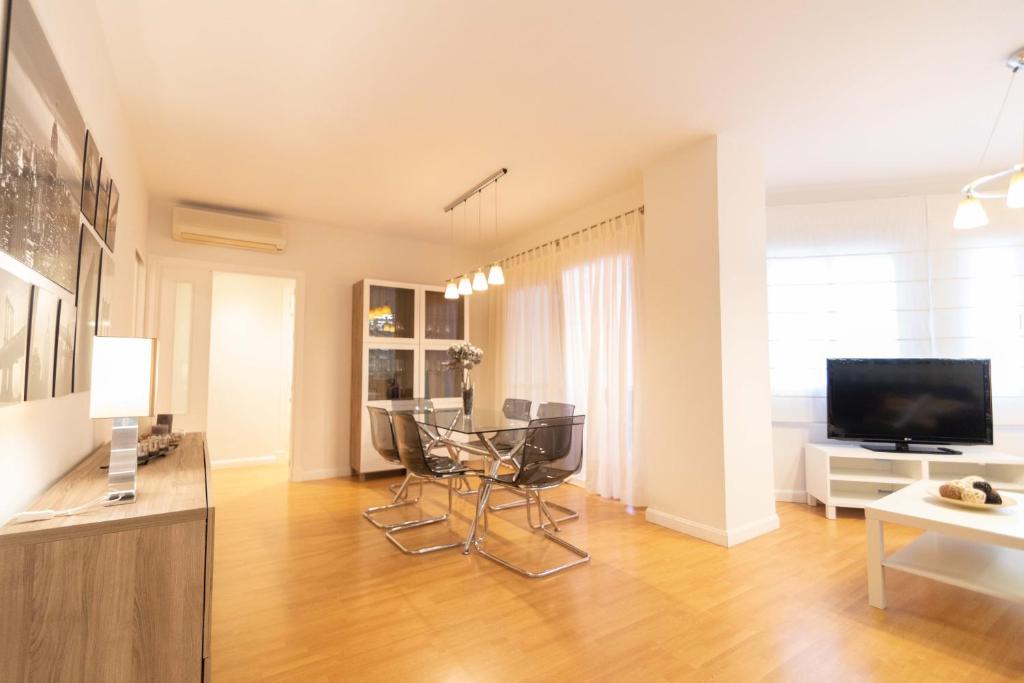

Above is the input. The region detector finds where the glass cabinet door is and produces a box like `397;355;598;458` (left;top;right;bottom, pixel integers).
367;348;415;400
368;285;415;339
424;290;464;340
423;349;459;399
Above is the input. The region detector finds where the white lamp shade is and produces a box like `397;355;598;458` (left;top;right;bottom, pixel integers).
89;337;157;418
472;269;488;291
953;196;988;230
443;280;459;299
457;275;473;295
487;263;505;285
1007;172;1024;209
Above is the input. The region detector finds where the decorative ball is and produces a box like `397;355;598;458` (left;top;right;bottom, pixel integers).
939;484;962;500
972;481;994;495
959;488;987;504
962;475;985;483
986;491;1003;505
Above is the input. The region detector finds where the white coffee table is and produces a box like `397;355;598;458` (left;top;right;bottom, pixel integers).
864;480;1024;609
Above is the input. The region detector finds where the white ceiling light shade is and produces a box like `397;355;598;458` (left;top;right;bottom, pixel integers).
458;275;473;295
954;47;1024;228
444;279;460;299
472;269;488;291
1006;171;1024;208
487;263;505;285
953;196;989;230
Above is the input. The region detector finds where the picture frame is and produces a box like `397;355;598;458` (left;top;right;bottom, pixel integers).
0;0;87;294
0;264;31;406
73;225;101;392
25;285;58;401
53;298;74;397
81;130;101;228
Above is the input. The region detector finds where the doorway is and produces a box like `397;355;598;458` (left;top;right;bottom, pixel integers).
205;271;296;471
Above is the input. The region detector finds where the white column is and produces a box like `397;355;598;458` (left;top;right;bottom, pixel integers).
641;134;778;547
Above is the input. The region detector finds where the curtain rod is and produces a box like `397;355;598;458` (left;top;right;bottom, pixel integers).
496;205;644;265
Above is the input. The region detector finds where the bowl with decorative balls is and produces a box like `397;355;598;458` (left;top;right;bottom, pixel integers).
932;476;1018;510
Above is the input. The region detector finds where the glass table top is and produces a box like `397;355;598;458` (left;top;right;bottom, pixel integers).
411;408;531;434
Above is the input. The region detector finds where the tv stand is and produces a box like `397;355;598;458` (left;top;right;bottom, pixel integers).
804;443;1024;519
860;443;962;455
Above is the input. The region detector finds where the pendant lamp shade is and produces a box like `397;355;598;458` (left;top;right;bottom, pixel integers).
487;263;505;285
458;275;473;296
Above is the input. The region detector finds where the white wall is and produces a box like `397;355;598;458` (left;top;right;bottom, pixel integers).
207;272;294;466
768;192;1024;501
641;136;777;547
147;201;488;480
0;1;149;523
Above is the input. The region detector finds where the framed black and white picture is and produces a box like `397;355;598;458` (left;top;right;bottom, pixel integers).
0;0;87;294
81;130;101;227
97;250;114;336
0;265;31;406
73;226;101;392
54;299;74;397
25;285;58;401
96;161;110;238
105;180;119;251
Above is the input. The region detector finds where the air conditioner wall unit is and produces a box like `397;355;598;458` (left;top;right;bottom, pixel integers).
171;206;287;253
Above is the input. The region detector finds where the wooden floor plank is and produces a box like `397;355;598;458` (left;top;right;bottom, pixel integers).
211;464;1024;682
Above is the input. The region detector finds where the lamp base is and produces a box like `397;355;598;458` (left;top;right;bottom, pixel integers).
107;416;139;505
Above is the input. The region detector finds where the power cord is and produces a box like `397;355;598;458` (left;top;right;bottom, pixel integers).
8;491;128;524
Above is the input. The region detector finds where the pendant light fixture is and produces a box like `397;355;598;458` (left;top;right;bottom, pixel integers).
487;178;505;285
472;191;488;291
441;168;508;295
444;209;460;298
954;48;1024;229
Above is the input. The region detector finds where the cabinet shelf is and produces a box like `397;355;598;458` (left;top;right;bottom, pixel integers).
829;468;916;485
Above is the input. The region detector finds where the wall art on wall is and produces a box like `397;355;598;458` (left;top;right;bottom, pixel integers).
0;265;30;406
81;130;100;227
97;250;114;336
73;226;101;392
0;0;86;294
53;298;74;396
96;161;110;237
105;180;118;250
25;285;57;400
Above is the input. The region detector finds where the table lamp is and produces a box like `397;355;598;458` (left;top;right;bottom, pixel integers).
89;336;157;505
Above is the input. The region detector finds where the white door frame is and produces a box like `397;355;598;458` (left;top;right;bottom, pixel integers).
148;254;306;480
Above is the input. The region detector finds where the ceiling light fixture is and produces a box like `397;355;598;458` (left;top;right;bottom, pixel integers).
954;47;1024;229
487;178;505;285
442;168;508;296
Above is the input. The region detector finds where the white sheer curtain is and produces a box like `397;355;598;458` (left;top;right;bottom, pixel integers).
489;209;645;506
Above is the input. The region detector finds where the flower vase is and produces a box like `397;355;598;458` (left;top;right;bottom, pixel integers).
461;368;474;417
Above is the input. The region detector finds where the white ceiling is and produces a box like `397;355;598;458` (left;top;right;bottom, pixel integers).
93;0;1024;245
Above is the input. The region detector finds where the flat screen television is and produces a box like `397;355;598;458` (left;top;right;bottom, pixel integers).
826;358;993;454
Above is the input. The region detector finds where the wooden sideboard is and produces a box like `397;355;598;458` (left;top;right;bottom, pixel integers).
0;433;214;682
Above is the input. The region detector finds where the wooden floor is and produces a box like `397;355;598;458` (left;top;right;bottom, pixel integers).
211;464;1024;682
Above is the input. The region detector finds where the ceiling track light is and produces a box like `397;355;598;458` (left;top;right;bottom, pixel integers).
954;47;1024;229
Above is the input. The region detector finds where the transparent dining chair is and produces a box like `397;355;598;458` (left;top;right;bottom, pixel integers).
475;415;590;577
488;401;579;525
384;412;482;554
362;406;448;530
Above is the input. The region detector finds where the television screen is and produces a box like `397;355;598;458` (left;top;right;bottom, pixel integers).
827;358;992;447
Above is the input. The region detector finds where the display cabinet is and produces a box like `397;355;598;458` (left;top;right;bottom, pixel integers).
350;279;468;475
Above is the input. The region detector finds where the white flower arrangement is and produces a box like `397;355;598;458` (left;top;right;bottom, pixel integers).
443;342;483;370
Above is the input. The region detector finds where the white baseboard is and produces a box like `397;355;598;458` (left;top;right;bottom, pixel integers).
292;467;349;481
775;489;807;503
645;508;780;548
211;454;280;469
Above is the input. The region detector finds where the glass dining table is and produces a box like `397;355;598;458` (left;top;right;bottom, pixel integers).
413;407;531;554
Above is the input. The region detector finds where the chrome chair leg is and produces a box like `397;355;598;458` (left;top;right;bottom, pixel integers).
492;489;579;527
363;473;445;531
384;475;465;555
475;498;589;578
